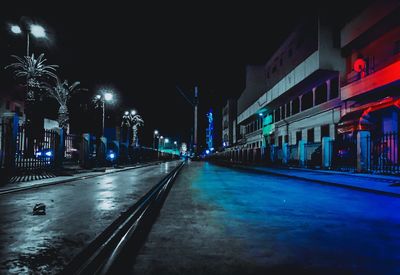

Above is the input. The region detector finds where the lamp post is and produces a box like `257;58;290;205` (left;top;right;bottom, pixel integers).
94;90;114;136
174;141;178;154
153;130;159;150
10;23;47;56
160;136;164;151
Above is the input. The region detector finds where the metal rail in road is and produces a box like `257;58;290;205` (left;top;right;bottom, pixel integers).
62;161;185;275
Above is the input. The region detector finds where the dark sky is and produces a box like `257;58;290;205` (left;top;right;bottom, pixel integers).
1;2;371;149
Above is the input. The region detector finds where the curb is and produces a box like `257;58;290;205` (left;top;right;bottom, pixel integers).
0;161;172;196
213;161;400;198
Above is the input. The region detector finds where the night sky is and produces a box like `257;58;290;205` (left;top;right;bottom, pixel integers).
1;2;371;149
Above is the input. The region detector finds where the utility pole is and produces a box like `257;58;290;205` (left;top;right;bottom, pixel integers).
176;85;199;155
193;86;198;154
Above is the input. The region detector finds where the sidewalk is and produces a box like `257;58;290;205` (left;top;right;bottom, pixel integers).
217;161;400;197
0;161;165;195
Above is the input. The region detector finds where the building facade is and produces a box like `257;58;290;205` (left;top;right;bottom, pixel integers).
338;0;400;137
236;65;266;148
237;17;345;151
221;99;237;148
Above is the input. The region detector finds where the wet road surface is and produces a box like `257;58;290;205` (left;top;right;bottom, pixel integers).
0;161;181;274
132;161;400;275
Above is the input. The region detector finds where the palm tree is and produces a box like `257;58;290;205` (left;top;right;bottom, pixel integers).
131;114;144;147
43;77;83;130
5;53;58;102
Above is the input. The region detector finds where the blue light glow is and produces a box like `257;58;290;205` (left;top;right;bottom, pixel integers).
206;150;210;154
109;153;115;159
11;25;22;34
45;151;52;157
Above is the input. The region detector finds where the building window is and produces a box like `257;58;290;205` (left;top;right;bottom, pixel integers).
282;105;286;119
315;82;328;105
302;91;313;111
292;98;300;115
296;131;302;144
280;57;283;66
284;135;289;144
272;65;277;73
330;77;339;99
288;48;293;57
6;101;10;110
278;136;283;148
307;128;314;143
321;124;330;139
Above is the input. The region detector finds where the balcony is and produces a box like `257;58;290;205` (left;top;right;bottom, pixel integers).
341;59;400;100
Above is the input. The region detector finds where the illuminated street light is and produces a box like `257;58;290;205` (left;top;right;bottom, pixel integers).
104;92;113;102
29;24;46;38
153;130;159;150
174;141;177;145
131;110;137;115
124;111;129;116
94;89;115;136
10;25;22;34
9;22;48;56
165;138;169;143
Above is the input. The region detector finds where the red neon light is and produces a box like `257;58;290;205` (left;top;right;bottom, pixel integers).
342;60;400;100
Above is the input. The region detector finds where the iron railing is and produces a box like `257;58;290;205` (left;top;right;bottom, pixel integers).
369;132;400;174
14;125;58;174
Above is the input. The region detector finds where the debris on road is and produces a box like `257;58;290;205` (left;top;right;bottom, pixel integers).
33;203;46;215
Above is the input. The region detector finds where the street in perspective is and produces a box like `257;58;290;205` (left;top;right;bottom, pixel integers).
1;1;400;274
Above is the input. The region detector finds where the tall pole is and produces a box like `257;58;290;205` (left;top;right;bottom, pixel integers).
102;100;105;137
26;32;30;56
194;86;198;154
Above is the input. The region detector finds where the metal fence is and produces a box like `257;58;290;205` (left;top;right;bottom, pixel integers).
14;125;59;174
369;132;400;174
0;122;4;169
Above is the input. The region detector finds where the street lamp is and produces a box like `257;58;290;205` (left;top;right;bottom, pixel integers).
9;22;48;56
94;90;114;136
153;130;159;150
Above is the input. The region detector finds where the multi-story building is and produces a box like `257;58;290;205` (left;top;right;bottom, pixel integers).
0;86;26;123
236;65;266;148
237;17;345;150
221;99;237;148
338;0;400;137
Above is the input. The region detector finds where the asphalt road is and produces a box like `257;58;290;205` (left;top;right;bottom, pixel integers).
0;161;181;274
131;161;400;275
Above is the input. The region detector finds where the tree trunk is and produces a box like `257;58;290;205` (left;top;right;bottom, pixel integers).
58;105;69;130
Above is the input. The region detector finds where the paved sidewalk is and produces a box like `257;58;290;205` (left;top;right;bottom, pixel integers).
217;162;400;197
0;161;165;195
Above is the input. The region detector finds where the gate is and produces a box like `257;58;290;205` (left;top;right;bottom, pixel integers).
369;132;400;174
14;125;59;175
332;134;357;171
304;142;322;168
